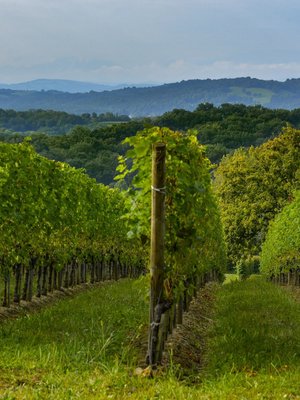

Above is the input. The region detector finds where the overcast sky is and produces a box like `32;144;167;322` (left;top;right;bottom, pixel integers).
1;0;300;84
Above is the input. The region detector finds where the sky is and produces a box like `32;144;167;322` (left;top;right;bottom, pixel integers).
1;0;300;84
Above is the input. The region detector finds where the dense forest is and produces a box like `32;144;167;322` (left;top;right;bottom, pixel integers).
2;77;300;115
1;103;300;184
0;109;129;134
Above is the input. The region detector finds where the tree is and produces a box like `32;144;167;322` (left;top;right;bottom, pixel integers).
214;127;300;267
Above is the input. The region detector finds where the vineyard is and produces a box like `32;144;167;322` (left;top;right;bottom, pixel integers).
0;125;299;398
0;140;144;310
0;126;227;362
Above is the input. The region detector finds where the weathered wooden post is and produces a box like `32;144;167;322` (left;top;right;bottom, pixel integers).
147;143;166;366
2;271;11;307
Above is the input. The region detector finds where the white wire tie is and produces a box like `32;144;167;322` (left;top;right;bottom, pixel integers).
151;321;160;327
151;185;166;194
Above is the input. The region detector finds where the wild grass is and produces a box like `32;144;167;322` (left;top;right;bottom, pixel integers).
223;273;239;284
0;276;299;399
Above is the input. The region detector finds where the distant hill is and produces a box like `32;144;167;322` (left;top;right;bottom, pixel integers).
1;77;300;116
0;79;128;93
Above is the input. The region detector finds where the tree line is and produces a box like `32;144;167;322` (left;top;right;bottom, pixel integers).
2;77;300;115
1;103;300;185
0;109;130;134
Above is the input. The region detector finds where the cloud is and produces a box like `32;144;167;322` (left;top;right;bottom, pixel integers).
0;0;300;83
200;61;300;81
1;58;300;84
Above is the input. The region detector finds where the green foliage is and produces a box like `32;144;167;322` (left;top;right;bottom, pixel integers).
0;141;143;275
0;108;130;134
0;121;146;185
214;127;300;266
235;256;260;280
116;126;226;300
157;103;299;163
260;190;300;276
2;103;300;186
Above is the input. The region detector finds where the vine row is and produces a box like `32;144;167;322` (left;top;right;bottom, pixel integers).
0;140;144;307
116;127;227;364
260;190;300;285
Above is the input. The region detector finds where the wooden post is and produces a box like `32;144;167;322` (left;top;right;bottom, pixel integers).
58;268;63;290
42;265;48;296
2;271;10;307
177;296;183;325
37;265;42;297
147;143;166;366
14;264;22;304
53;268;57;290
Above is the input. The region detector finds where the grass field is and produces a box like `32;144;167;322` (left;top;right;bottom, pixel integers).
229;86;273;105
0;276;299;399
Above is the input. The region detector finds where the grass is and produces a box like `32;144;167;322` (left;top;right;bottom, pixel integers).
229;86;273;105
0;278;149;399
0;276;300;399
209;277;300;372
224;273;239;284
201;276;300;399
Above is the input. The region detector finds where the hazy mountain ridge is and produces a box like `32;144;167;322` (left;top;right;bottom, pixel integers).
0;79;133;93
1;77;300;115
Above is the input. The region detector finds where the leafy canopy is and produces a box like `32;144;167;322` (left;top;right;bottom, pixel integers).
116;126;226;299
260;190;300;276
214;126;300;266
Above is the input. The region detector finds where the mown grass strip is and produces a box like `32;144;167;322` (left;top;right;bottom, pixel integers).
197;276;300;399
1;276;300;399
0;278;148;373
207;276;300;375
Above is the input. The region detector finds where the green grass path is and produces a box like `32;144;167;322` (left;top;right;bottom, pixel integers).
0;277;300;399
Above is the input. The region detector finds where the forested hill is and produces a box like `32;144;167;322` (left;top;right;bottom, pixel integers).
2;103;300;184
1;77;300;116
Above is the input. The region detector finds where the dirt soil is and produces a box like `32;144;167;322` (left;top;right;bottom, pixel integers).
135;282;219;377
161;282;219;376
283;285;300;303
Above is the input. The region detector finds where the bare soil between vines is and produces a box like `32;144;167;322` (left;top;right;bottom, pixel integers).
283;285;300;303
162;282;219;376
136;282;219;377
